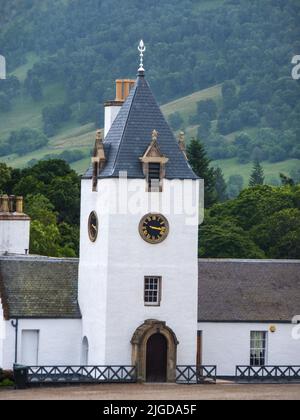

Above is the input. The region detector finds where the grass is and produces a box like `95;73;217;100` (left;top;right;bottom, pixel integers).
11;53;39;82
0;75;223;173
0;83;65;141
161;84;222;125
213;158;300;185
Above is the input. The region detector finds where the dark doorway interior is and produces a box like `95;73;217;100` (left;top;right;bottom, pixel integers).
146;333;167;382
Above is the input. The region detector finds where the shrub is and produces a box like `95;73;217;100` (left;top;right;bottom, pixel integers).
0;378;14;387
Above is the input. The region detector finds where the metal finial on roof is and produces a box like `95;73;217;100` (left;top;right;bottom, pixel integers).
138;40;146;72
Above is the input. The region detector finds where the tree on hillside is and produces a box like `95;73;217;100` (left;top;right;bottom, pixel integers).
214;167;228;202
197;113;211;138
186;138;217;207
7;128;49;156
25;75;43;101
24;193;77;258
280;173;295;186
227;174;244;199
199;221;265;259
222;81;238;110
0;163;12;193
168;112;184;131
0;92;11;112
197;99;217;120
249;160;265;186
290;168;300;184
199;184;300;259
250;208;300;259
42;103;72;137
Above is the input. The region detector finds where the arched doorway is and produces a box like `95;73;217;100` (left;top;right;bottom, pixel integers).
131;320;179;383
81;336;89;365
146;333;167;382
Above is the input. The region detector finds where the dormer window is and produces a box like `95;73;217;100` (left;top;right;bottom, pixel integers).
140;130;169;192
148;162;161;191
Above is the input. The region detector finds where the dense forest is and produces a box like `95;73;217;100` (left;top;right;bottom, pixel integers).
0;0;300;165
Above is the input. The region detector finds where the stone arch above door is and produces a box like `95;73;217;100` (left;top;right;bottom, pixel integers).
131;319;179;382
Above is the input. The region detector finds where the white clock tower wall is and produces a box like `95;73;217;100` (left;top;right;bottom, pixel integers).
78;179;110;365
78;177;199;366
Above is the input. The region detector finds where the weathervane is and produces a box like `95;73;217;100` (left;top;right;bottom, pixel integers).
138;40;146;72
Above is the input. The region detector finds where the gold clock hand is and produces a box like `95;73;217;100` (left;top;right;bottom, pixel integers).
149;226;162;231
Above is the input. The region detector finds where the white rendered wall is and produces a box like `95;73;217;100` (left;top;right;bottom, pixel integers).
78;178;199;366
2;319;82;369
0;220;30;255
198;322;300;376
104;106;121;138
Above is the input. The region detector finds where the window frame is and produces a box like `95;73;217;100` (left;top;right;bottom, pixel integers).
144;276;162;307
250;331;268;367
147;162;162;192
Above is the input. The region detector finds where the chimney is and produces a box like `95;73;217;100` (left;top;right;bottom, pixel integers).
104;79;135;138
0;195;30;255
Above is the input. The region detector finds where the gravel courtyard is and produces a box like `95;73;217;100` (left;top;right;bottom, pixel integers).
1;383;300;400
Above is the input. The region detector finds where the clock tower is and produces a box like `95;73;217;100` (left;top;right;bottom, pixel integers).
78;42;200;382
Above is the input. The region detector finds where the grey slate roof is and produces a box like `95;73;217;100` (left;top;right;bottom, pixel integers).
1;256;299;322
198;259;300;322
84;73;198;179
0;256;81;319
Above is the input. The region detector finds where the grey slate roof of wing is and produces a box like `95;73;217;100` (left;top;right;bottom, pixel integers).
83;73;198;179
0;256;81;319
198;259;300;322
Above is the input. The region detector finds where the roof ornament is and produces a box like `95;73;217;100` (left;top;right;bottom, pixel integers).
152;129;158;143
138;40;146;72
178;131;187;159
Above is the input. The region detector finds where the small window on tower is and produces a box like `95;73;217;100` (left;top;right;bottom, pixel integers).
144;276;162;306
139;130;169;193
148;162;161;192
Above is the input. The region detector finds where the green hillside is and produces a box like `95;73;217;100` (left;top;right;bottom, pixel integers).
0;0;299;182
1;78;298;184
0;81;221;170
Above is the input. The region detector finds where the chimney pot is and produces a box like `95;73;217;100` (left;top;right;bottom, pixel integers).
9;195;15;212
16;196;24;214
1;195;9;213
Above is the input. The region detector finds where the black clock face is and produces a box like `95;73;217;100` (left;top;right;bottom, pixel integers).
139;213;169;244
88;211;98;242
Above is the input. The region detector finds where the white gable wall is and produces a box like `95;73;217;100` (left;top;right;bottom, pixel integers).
2;319;82;370
198;322;300;376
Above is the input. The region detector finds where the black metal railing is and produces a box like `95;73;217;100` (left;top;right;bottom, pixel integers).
23;365;137;385
236;365;300;382
176;365;217;384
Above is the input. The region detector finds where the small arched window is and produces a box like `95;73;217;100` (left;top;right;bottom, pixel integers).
81;336;89;366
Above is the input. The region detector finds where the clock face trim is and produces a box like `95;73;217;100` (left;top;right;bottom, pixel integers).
139;213;169;244
88;211;98;242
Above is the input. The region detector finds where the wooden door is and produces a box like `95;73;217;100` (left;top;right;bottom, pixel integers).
146;333;167;382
